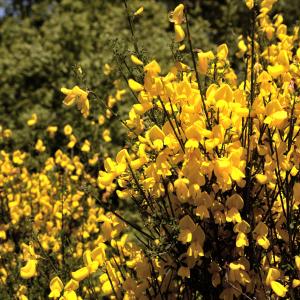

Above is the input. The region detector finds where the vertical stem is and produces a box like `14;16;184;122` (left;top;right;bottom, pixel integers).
244;6;256;220
123;0;141;57
184;8;211;130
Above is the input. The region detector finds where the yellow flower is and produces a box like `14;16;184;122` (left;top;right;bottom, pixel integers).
12;150;26;165
71;267;89;282
228;261;251;286
253;222;270;249
169;4;185;25
61;291;78;300
81;139;91;152
131;55;144;66
27;113;38;126
225;194;244;210
49;276;64;299
133;6;144;16
178;215;196;243
64;279;79;291
101;280;113;295
175;24;185;43
174;178;190;203
145;125;165;150
98;114;105;125
61;86;89;118
3;129;12;138
0;267;7;283
237;37;247;57
46;126;58;137
71;250;99;282
64;124;73;135
270;281;287;297
197;51;215;74
128;79;144;92
255;173;268;184
236;233;249;248
35;139;46;153
292;279;300;288
91;244;107;266
295;256;300;270
264;99;287;128
245;0;254;9
102;129;112;142
20;260;38;279
103;64;112;76
67;134;77;149
179;44;186;51
49;277;79;300
88;153;99;166
217;44;229;60
144;60;161;76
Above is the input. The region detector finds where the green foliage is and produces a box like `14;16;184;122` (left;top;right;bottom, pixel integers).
0;0;213;153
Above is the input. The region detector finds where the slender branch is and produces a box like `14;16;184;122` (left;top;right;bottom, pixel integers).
184;8;211;130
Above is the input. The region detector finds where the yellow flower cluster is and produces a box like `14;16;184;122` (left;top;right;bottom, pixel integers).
0;124;139;299
0;85;131;298
94;1;300;298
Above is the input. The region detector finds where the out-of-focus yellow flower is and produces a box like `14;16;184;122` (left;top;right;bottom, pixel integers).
98;114;105;125
89;153;99;166
103;64;112;76
102;129;112;142
49;277;79;299
131;55;144;66
178;44;186;51
0;267;7;283
295;256;300;270
292;279;300;288
17;285;28;300
64;124;73;136
133;6;144;16
20;243;39;279
27;113;38;126
47;126;58;137
81;140;91;152
0;224;9;240
245;0;254;9
35;139;46;153
3;129;12;138
71;250;99;282
67;134;77;149
12;150;26;165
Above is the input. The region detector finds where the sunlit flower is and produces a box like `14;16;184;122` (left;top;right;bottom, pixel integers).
61;86;90;118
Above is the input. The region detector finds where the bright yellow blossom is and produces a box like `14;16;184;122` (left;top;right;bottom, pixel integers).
61;86;90;118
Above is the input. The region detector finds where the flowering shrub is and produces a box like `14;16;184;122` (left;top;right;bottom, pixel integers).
1;0;300;299
94;1;300;298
